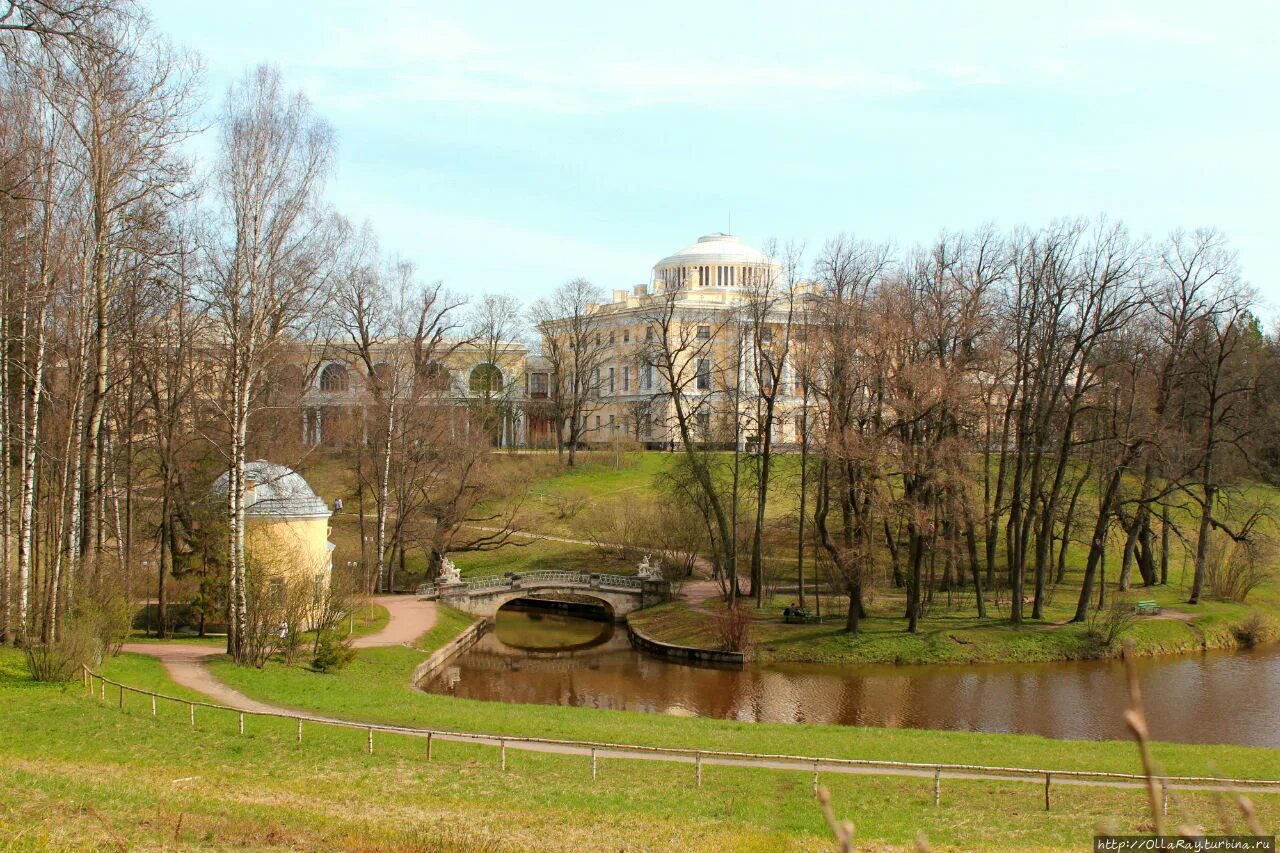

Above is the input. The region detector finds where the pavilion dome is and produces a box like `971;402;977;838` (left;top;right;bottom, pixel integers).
655;233;770;268
211;461;331;520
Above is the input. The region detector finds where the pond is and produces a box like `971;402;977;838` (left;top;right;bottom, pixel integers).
418;606;1280;747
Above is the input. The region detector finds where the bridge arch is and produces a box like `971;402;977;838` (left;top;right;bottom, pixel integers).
498;592;616;623
420;570;669;621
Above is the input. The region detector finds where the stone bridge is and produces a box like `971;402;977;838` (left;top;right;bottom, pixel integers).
416;570;670;620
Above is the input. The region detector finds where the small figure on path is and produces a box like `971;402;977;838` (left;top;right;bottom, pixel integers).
278;619;289;641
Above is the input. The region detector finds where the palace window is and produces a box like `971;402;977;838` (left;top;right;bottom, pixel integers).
622;366;629;392
696;357;711;390
468;363;503;394
319;363;349;393
608;367;615;393
697;325;711;340
529;372;549;398
640;363;653;390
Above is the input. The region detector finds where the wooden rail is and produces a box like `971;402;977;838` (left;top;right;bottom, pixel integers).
80;666;1280;808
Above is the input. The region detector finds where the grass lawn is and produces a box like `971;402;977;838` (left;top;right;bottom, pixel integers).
4;642;1276;851
630;593;1276;665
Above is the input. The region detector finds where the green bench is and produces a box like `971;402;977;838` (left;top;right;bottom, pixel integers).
1135;599;1161;616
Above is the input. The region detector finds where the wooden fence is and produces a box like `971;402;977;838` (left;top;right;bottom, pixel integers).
81;666;1280;811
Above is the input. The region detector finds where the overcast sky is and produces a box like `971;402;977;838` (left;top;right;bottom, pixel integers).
149;1;1279;314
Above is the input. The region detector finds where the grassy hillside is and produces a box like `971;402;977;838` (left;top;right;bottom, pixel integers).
299;449;1280;663
4;643;1275;851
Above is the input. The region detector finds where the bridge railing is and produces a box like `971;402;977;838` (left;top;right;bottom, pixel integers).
417;570;647;599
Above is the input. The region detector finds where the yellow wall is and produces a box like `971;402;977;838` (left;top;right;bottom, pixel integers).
245;516;333;588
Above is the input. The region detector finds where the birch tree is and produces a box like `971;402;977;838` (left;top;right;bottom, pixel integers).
206;65;334;662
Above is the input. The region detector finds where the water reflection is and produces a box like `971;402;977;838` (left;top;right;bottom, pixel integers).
419;609;1280;746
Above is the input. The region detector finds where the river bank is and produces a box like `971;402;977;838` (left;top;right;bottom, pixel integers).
11;649;1279;851
631;584;1280;666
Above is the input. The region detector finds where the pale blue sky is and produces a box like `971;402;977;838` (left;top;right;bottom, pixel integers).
149;1;1278;310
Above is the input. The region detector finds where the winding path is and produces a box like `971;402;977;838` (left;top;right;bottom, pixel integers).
119;595;436;714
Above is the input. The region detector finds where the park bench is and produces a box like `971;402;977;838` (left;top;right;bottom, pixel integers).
784;609;821;624
1135;599;1161;616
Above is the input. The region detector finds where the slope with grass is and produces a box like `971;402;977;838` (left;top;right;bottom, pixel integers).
6;642;1278;851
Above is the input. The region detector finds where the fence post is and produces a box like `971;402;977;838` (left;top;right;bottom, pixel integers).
933;768;941;806
119;684;124;709
813;760;820;798
500;738;506;771
426;731;433;762
695;753;703;788
238;713;244;736
367;727;374;754
591;748;598;782
82;667;88;690
1161;781;1168;816
189;702;195;728
1044;773;1051;811
297;718;303;745
151;694;157;717
100;677;106;701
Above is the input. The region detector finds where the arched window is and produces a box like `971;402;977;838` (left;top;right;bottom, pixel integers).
319;363;349;393
469;363;503;394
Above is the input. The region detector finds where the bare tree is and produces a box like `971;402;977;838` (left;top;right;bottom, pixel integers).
465;293;524;447
529;277;608;466
205;65;334;663
330;232;464;593
45;8;197;592
742;241;802;607
640;284;742;600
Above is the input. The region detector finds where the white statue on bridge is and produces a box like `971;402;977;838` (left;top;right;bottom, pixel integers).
438;556;461;585
638;554;663;579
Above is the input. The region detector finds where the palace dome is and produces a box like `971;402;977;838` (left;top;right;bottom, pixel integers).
652;233;779;292
211;460;331;520
655;233;770;268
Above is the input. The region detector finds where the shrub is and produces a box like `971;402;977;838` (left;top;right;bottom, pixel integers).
311;630;356;672
1086;594;1139;650
79;591;134;658
550;490;588;521
24;622;101;683
712;604;755;653
1233;613;1267;649
1204;533;1275;603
